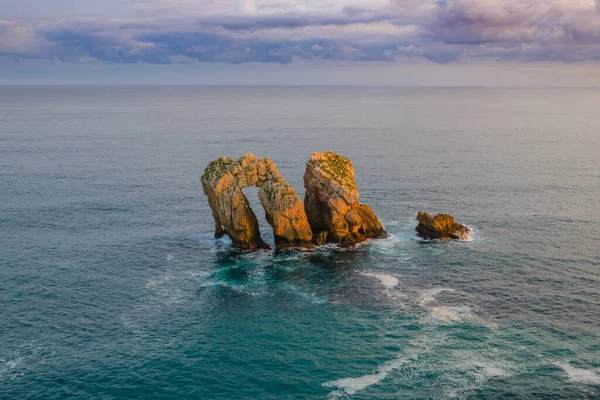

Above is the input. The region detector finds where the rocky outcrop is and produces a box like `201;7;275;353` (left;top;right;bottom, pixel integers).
304;151;387;245
415;212;470;240
201;154;313;250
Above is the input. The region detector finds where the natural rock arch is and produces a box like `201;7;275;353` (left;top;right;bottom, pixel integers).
201;154;313;250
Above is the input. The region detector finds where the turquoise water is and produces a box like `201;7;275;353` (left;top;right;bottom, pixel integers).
1;86;599;399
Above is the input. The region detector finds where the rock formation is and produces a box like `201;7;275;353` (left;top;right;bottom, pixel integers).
304;151;387;245
415;212;470;240
201;154;313;250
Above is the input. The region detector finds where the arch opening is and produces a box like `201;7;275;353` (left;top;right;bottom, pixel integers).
241;185;275;248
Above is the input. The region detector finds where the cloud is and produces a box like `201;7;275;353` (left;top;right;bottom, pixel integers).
424;0;600;61
0;21;44;55
2;0;600;65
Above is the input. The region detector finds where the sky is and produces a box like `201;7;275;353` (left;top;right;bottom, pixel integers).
1;0;600;85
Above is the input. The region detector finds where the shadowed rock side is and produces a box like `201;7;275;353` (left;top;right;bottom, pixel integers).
416;212;470;240
304;151;387;245
201;154;314;250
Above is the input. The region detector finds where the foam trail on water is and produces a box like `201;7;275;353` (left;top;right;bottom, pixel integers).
278;282;327;305
324;357;410;398
427;306;498;329
418;288;498;329
324;371;387;396
324;313;512;398
360;272;405;303
367;232;412;253
430;305;473;322
555;363;600;385
202;281;266;296
418;288;456;307
442;356;513;399
122;269;210;336
323;328;448;397
472;362;509;378
360;272;399;289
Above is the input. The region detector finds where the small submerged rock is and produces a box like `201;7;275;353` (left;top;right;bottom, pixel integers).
415;212;470;240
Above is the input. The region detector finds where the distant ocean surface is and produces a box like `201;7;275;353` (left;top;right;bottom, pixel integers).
1;86;599;399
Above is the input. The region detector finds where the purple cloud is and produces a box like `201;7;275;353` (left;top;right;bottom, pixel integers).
1;0;600;64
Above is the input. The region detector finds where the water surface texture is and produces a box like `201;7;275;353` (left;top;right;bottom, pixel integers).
1;86;599;399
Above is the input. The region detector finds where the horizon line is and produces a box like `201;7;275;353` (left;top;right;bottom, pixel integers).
2;83;600;89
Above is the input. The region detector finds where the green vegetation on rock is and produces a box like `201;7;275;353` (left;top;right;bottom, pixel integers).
202;157;234;181
318;151;354;190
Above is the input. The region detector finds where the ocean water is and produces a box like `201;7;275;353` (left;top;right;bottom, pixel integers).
1;85;599;399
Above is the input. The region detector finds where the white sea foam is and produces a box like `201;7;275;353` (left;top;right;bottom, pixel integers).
382;220;400;226
452;225;475;242
368;234;402;252
324;371;387;396
429;343;515;398
146;270;207;294
199;280;266;297
323;331;442;397
336;283;504;398
278;282;327;304
430;305;473;322
325;277;510;397
398;253;413;261
556;363;600;385
323;320;512;399
360;272;399;289
418;288;456;307
192;232;231;247
385;290;406;303
145;274;172;290
324;357;410;398
294;291;327;305
0;357;24;381
465;226;485;242
428;305;496;328
471;361;509;378
418;288;498;329
123;269;210;336
5;359;21;369
443;359;511;399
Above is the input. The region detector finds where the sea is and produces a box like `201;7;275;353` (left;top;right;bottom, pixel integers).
1;86;599;399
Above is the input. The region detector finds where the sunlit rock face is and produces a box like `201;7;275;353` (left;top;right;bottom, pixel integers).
303;151;387;246
201;154;313;250
415;212;470;240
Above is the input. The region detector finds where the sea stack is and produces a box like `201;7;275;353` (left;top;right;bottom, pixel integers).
303;151;387;245
415;212;470;240
201;154;314;250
